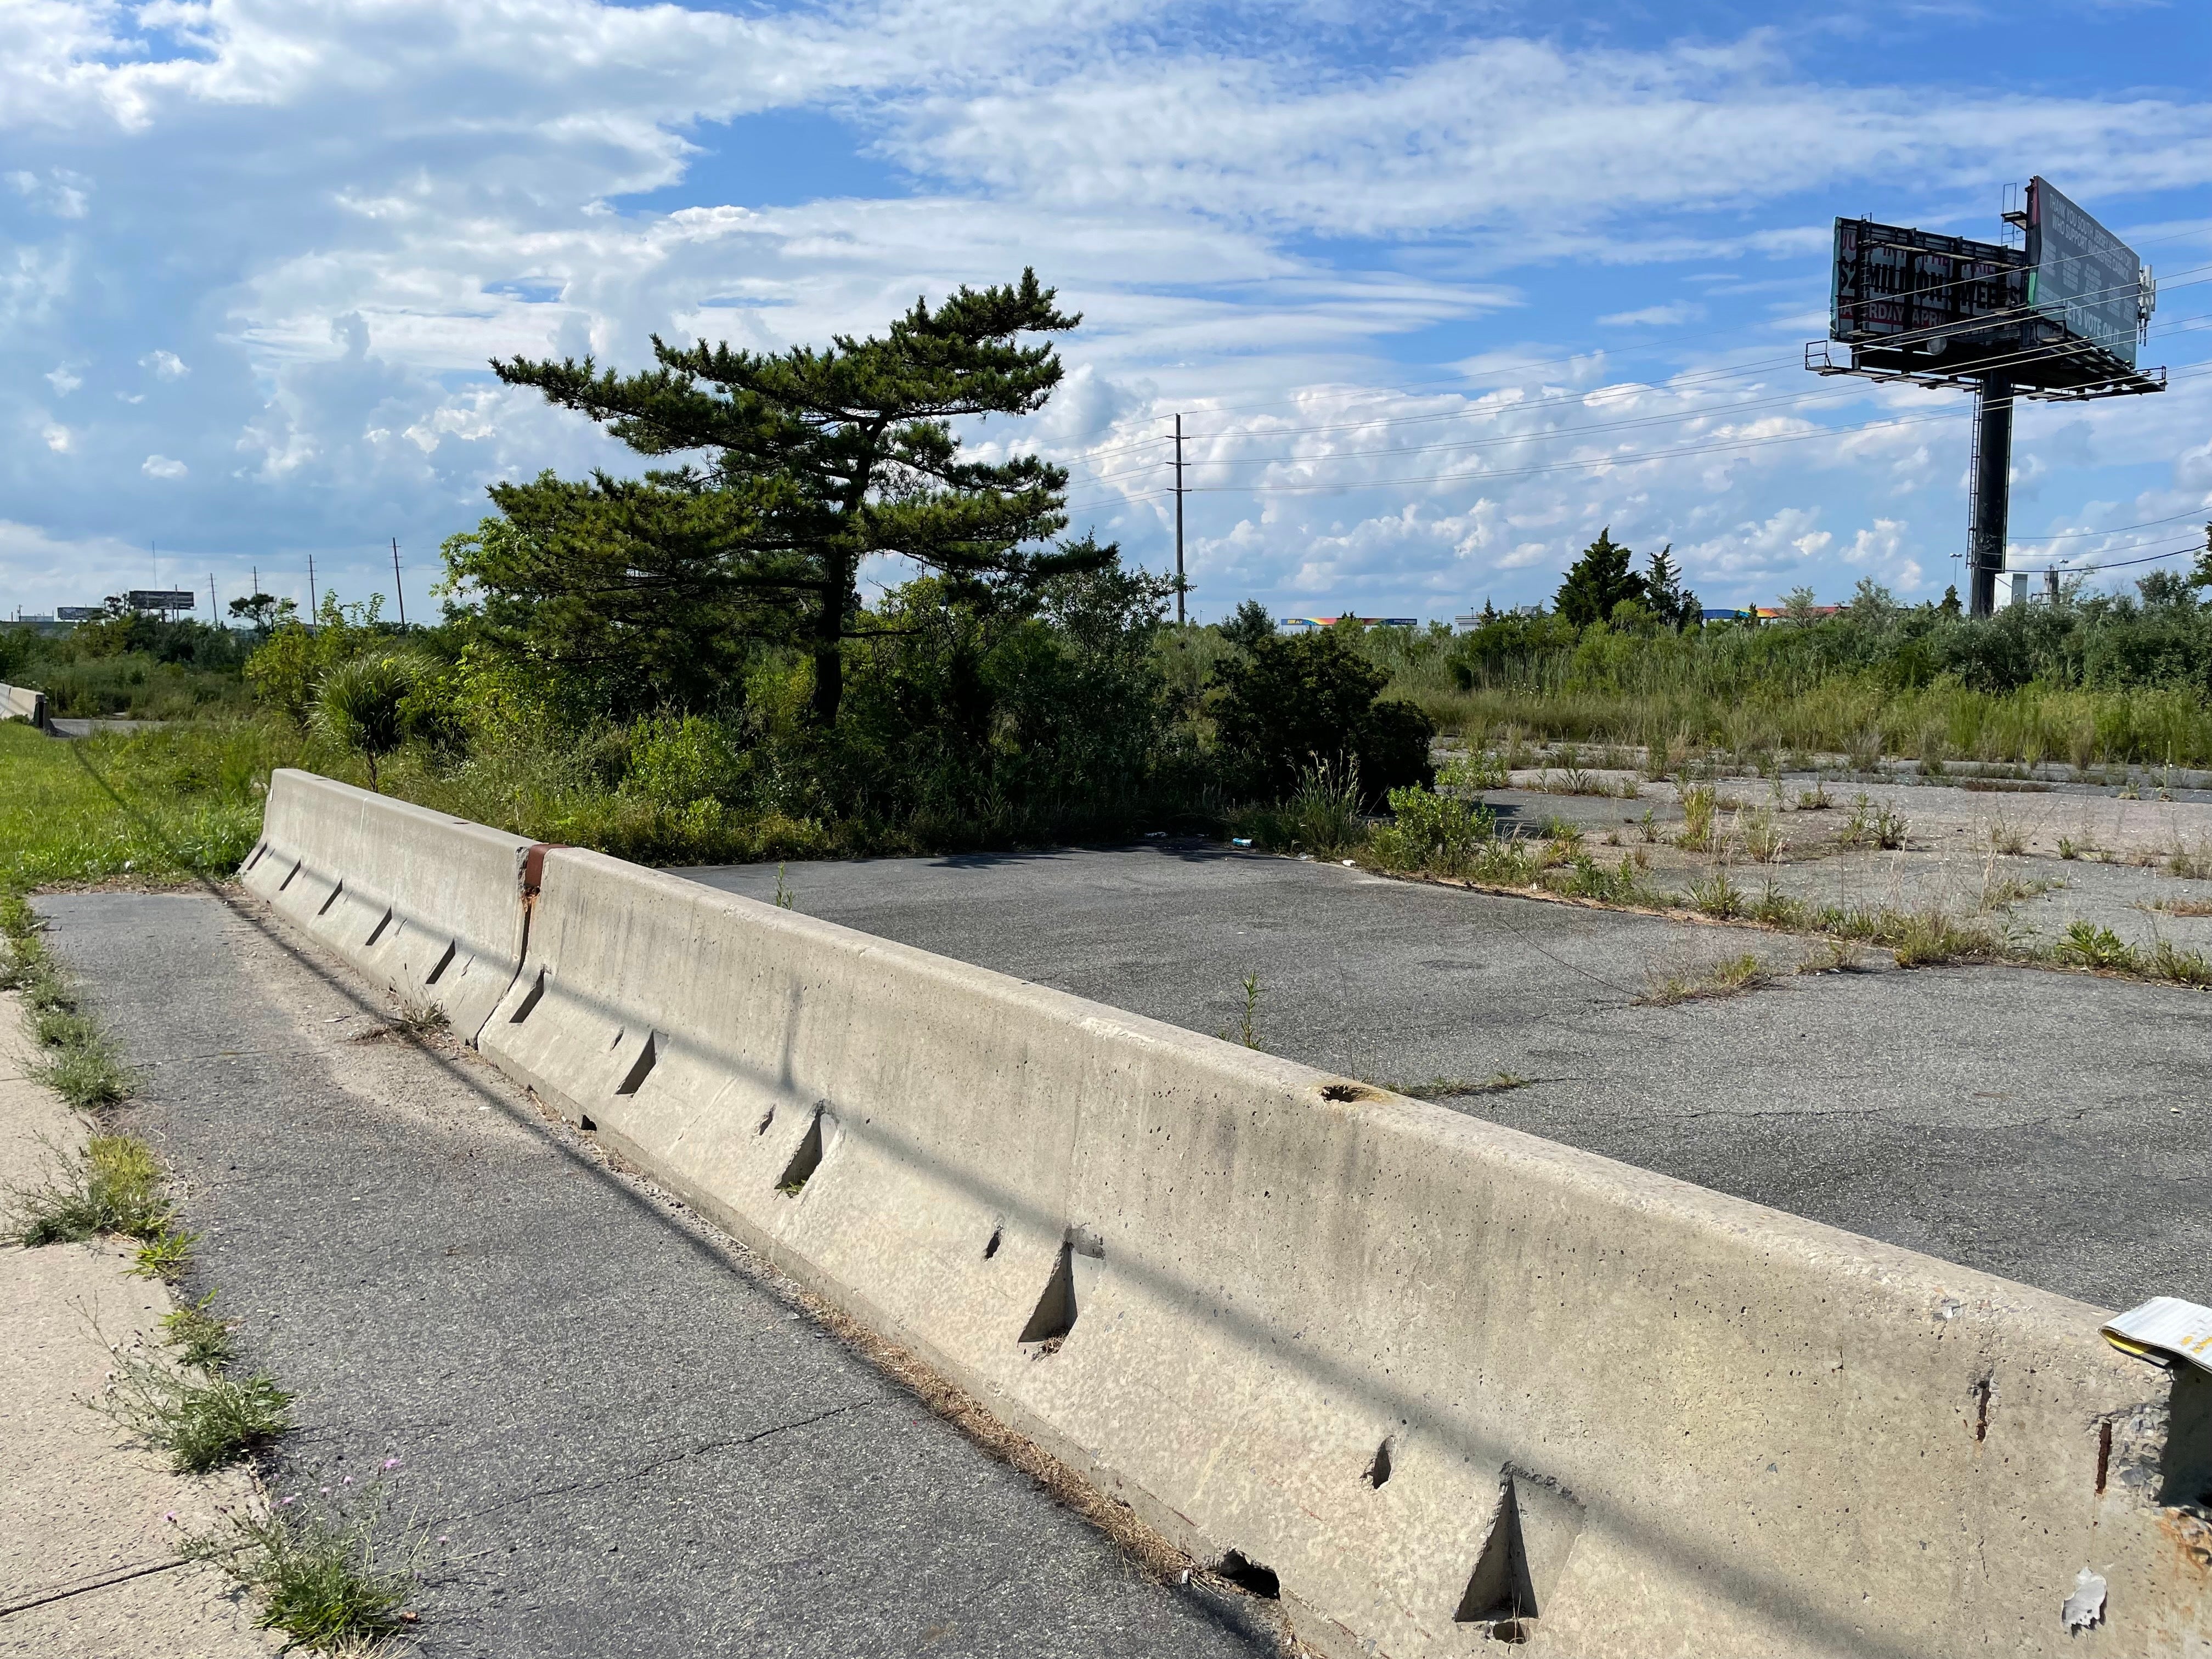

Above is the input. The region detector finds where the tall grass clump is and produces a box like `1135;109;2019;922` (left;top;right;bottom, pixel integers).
185;1482;427;1651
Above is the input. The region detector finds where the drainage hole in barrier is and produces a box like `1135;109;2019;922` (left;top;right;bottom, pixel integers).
508;967;546;1023
365;909;393;947
775;1112;824;1195
317;880;345;917
1488;1620;1531;1646
1017;1243;1077;1351
615;1032;658;1096
1215;1552;1280;1600
279;859;302;892
579;1114;597;1132
754;1107;774;1136
245;842;267;871
983;1224;1003;1260
1365;1436;1395;1489
426;941;458;986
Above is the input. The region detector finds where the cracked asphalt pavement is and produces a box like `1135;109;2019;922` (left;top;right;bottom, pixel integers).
35;889;1270;1659
684;844;2212;1312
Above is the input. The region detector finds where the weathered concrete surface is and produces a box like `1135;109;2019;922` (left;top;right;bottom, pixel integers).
240;768;536;1039
0;684;46;731
0;996;270;1658
35;890;1271;1659
682;845;2212;1313
495;844;2211;1659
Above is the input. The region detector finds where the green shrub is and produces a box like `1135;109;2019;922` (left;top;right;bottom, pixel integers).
1212;628;1434;802
8;1133;169;1244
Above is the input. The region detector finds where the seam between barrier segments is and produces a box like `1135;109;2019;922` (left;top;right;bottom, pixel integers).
472;842;556;1051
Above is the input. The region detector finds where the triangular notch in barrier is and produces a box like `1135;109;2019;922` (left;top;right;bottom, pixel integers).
1018;1242;1077;1347
776;1109;824;1195
614;1031;657;1096
1455;1477;1538;1625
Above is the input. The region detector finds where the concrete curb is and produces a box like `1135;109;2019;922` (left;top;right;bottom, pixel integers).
244;771;2212;1657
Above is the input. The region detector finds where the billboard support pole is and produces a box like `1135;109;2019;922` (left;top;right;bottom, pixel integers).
1967;376;2013;619
1172;413;1187;627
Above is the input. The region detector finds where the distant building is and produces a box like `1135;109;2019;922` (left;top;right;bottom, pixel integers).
1277;616;1419;633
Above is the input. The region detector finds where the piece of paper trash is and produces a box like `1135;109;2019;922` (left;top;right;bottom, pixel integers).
2099;1296;2212;1373
1231;838;1254;848
2060;1566;2106;1632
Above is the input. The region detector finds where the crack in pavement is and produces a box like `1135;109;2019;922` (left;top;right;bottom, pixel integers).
425;1400;885;1530
0;1555;194;1619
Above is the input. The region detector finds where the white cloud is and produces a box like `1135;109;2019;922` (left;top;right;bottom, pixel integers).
0;0;2205;612
1599;303;1705;328
142;454;187;478
44;364;81;396
41;422;73;453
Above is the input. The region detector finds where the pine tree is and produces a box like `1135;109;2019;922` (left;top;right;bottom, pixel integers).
1642;545;1699;630
1939;584;1963;618
478;270;1106;726
1553;529;1647;627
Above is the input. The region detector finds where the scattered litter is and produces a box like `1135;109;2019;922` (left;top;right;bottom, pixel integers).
1297;854;1314;862
1144;831;1165;838
2100;1296;2212;1373
2061;1567;2107;1632
1231;838;1254;848
1340;859;1356;867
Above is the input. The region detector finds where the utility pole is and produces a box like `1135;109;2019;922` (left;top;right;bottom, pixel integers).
307;552;317;624
1966;376;2014;618
208;573;217;620
391;538;407;627
1172;414;1188;625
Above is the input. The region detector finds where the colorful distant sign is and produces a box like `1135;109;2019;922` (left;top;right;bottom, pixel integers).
1278;616;1419;632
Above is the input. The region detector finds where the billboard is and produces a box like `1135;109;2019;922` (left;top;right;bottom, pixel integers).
1827;211;2151;393
1829;218;2027;371
2025;177;2146;368
56;606;104;621
127;590;199;611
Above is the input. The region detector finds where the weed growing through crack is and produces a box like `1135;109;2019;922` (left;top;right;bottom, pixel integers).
162;1293;238;1371
1796;939;1866;974
1688;867;1747;919
1638;954;1770;1006
1678;785;1717;850
388;996;448;1041
15;950;134;1109
130;1227;200;1283
2145;895;2212;917
185;1480;426;1651
1798;780;1833;810
1396;1073;1532;1099
2057;921;2136;971
773;861;795;910
7;1133;173;1245
1988;815;2028;856
94;1343;292;1472
1217;972;1262;1051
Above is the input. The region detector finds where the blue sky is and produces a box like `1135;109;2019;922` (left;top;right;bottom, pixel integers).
5;0;2209;624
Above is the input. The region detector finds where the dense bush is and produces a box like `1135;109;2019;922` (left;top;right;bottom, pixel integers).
1211;628;1435;802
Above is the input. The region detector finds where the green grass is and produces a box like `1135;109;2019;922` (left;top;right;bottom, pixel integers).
7;1133;172;1245
162;1294;238;1371
1638;953;1773;1006
0;719;280;890
96;1348;292;1472
185;1488;422;1651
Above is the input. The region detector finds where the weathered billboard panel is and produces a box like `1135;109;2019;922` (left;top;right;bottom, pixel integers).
2025;177;2143;369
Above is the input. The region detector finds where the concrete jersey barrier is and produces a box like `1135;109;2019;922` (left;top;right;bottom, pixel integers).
239;774;2212;1656
1;682;48;730
239;769;535;1042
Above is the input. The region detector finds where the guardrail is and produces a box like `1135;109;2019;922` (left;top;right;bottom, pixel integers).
241;770;2212;1658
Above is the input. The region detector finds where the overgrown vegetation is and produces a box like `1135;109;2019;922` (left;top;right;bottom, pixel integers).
185;1484;424;1650
95;1345;294;1472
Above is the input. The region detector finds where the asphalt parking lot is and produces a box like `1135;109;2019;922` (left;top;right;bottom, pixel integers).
684;844;2212;1312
